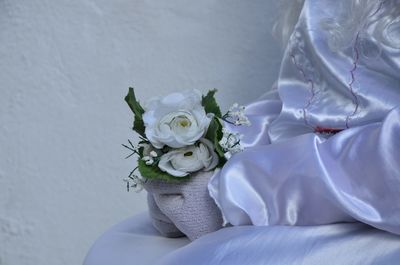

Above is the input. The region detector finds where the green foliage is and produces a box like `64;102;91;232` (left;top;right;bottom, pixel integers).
125;87;146;137
205;117;227;167
137;159;190;182
202;89;222;118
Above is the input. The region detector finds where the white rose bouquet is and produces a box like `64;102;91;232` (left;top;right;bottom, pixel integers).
123;87;250;192
122;87;251;240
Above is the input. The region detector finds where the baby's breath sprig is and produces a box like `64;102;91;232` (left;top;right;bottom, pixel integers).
221;103;251;126
123;166;145;192
142;150;160;165
219;128;244;159
122;139;140;159
122;139;148;192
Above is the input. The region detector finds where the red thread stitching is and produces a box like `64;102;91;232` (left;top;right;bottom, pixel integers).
314;126;343;134
345;32;361;128
290;53;316;128
345;1;385;128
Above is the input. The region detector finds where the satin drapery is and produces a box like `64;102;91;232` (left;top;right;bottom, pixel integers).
209;0;400;235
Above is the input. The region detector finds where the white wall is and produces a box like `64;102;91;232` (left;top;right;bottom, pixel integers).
0;1;282;264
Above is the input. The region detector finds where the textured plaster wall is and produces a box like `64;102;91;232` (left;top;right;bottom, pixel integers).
0;1;281;264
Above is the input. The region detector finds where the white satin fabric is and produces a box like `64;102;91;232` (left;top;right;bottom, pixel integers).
83;213;189;265
84;213;400;265
209;0;400;235
158;222;400;265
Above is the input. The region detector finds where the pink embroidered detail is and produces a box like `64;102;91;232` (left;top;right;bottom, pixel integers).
290;53;316;128
345;1;385;128
345;32;361;128
314;126;343;134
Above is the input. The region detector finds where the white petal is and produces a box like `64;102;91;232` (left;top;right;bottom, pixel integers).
158;151;189;177
199;138;219;171
142;89;211;149
161;92;185;105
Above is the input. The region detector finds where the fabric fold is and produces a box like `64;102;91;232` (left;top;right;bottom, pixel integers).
209;106;400;234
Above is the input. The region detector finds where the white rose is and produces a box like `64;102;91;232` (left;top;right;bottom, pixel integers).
142;89;213;149
158;138;219;177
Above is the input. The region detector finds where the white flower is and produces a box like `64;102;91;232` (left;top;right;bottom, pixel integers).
149;151;158;157
140;143;162;157
158;138;219;177
226;103;251;126
124;174;144;193
229;103;240;112
143;89;213;149
142;156;154;165
219;127;243;159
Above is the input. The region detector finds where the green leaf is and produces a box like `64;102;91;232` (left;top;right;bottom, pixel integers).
138;159;191;182
202;89;222;118
125;87;146;137
205;117;227;167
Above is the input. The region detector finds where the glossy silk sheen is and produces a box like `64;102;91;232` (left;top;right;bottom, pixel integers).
157;223;400;265
209;0;400;235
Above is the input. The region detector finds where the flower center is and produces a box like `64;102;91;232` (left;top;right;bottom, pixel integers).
184;151;193;157
180;120;190;127
172;115;192;128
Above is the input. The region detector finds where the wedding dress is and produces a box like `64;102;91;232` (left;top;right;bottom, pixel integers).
209;0;400;234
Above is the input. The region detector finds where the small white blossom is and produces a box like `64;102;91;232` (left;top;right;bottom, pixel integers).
142;156;154;165
141;143;163;158
229;103;239;112
219;128;244;159
149;151;158;157
124;174;144;193
226;103;251;126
